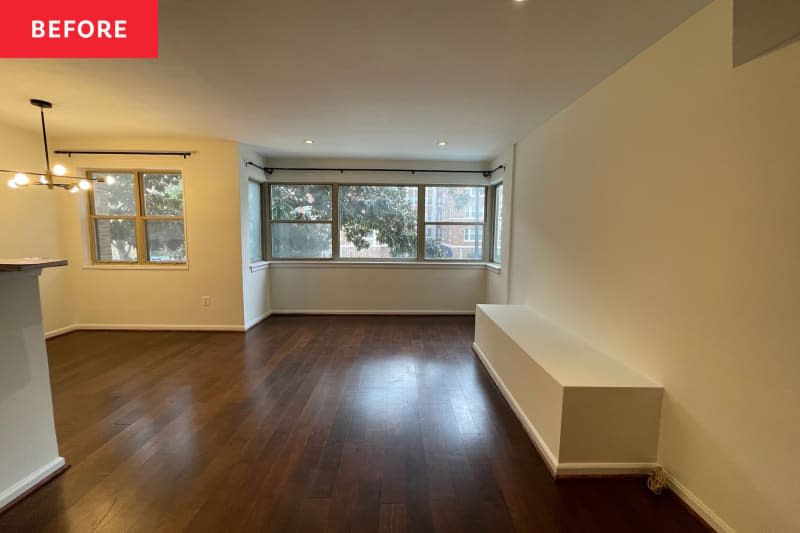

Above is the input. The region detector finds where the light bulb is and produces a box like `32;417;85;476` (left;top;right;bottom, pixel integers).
53;164;66;176
78;179;91;191
8;178;18;189
69;185;80;193
105;175;115;185
39;175;48;184
14;173;30;186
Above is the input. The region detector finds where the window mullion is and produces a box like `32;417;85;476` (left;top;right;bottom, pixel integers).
135;172;147;264
332;184;340;260
417;185;425;261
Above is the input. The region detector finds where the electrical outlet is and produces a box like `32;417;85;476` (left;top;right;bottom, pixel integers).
201;296;210;307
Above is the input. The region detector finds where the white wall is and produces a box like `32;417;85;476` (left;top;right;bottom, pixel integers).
486;146;514;304
55;136;245;331
0;122;74;334
239;145;271;327
508;1;799;530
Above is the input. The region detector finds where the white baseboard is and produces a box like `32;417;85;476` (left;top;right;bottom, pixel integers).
665;470;735;532
0;457;66;511
46;312;472;339
244;311;272;330
44;324;80;339
272;309;476;315
472;342;560;476
557;462;658;477
46;323;246;336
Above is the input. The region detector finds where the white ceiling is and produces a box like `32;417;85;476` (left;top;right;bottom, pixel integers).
0;0;708;161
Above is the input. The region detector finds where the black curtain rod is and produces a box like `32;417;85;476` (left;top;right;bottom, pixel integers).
246;162;504;178
55;150;193;159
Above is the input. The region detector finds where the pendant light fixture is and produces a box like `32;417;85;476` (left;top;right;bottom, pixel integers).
2;99;106;192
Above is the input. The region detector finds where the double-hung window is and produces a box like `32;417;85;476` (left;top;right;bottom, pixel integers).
423;186;486;260
88;171;186;264
269;184;333;258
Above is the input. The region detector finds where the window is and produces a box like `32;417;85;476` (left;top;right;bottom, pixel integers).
266;183;488;262
424;186;485;260
89;171;186;264
248;181;263;262
493;183;503;263
339;185;418;259
270;184;333;258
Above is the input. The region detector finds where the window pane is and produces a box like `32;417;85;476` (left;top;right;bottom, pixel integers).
271;185;332;221
94;219;137;261
91;173;136;215
339;185;418;259
248;182;263;262
425;186;485;222
143;173;184;216
493;184;503;263
425;225;483;260
272;223;332;258
146;220;186;262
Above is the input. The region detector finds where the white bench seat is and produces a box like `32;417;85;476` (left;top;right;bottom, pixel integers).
473;304;663;477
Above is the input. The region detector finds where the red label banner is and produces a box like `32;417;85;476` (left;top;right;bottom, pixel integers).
0;0;158;58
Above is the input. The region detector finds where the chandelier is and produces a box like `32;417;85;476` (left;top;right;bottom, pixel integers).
2;99;112;193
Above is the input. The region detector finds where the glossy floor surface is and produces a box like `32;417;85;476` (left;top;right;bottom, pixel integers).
0;316;706;532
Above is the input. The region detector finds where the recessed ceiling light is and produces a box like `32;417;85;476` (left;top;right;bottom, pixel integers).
437;141;448;146
304;139;314;144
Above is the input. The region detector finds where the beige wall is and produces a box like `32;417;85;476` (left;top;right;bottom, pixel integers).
54;136;244;330
0;122;74;333
270;264;485;314
509;1;799;530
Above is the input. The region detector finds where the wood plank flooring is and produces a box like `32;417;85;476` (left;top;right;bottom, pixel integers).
0;316;707;532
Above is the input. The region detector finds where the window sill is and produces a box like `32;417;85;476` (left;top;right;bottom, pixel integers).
83;263;189;271
253;261;495;270
486;263;502;274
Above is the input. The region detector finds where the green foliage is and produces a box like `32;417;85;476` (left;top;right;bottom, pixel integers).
271;185;332;221
143;174;183;216
270;184;449;258
339;186;417;257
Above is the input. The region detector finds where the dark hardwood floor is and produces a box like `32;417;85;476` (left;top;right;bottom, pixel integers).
0;316;706;532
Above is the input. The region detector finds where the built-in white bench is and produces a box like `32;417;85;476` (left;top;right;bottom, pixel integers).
473;304;663;477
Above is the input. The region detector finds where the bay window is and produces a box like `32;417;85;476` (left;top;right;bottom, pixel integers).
266;183;489;262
